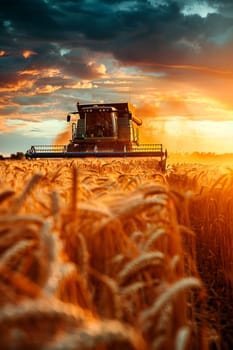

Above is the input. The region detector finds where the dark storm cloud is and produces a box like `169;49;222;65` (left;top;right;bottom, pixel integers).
1;0;233;82
0;56;30;85
0;0;60;43
107;1;233;68
28;44;103;80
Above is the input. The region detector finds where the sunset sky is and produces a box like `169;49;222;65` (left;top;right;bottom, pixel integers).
1;0;233;155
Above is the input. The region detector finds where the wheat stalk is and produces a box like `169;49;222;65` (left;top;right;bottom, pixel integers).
71;164;78;212
51;190;60;227
89;267;122;319
76;233;89;280
152;335;167;350
1;270;42;299
175;326;191;350
45;260;76;294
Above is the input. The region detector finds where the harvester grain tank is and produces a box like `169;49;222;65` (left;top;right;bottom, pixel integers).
25;102;167;171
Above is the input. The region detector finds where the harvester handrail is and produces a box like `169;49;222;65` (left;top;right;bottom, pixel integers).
131;144;163;152
28;143;165;154
29;145;67;153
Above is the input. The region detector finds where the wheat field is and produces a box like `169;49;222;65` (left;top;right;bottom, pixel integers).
0;157;232;349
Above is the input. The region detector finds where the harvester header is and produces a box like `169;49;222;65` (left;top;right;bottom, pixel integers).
26;101;167;171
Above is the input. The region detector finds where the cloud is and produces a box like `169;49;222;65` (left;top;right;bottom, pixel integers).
1;1;232;69
0;0;233;154
1;1;233;85
65;81;98;89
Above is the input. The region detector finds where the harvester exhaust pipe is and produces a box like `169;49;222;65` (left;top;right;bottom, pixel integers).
67;111;79;122
132;115;142;126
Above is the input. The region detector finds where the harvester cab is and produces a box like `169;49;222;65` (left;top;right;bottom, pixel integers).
66;102;142;152
25;101;168;172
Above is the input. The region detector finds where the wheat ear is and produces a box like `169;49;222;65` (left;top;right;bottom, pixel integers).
143;228;167;251
12;173;43;213
118;251;164;285
0;240;35;272
0;190;15;204
0;297;92;325
140;277;202;323
121;279;158;295
0;214;44;225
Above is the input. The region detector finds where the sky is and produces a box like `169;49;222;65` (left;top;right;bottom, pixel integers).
1;0;233;155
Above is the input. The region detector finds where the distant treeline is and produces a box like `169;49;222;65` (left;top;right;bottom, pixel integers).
0;152;25;160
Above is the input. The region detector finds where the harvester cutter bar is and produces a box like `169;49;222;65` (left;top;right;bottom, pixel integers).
25;144;167;159
26;151;166;159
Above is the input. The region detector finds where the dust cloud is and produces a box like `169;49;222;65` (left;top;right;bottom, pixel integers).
53;125;70;145
135;103;167;144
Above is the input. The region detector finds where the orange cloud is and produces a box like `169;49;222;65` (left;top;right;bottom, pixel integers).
87;61;107;75
0;79;35;93
19;69;41;76
34;85;61;94
151;62;233;78
65;81;98;89
19;68;61;78
22;50;37;59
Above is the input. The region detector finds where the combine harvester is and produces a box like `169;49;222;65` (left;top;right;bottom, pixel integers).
26;102;167;171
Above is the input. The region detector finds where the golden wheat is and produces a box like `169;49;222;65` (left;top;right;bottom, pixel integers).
0;158;220;349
